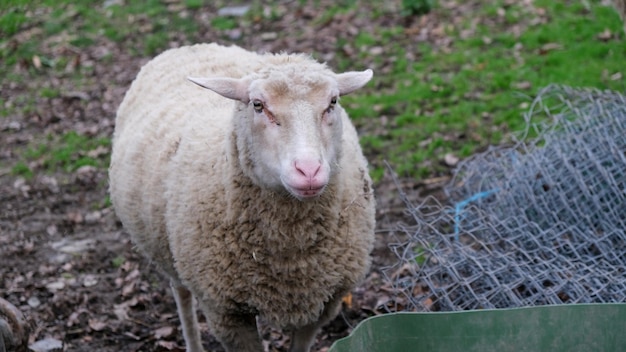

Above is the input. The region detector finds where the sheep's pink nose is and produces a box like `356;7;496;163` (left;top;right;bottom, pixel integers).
287;159;328;199
295;160;321;179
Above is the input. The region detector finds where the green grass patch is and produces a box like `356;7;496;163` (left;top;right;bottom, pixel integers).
50;131;110;172
111;255;125;268
343;0;626;180
211;16;237;30
0;6;28;36
11;161;34;179
401;0;436;16
0;0;203;69
11;131;111;176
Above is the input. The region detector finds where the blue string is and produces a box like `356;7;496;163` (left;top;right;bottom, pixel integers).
454;189;499;241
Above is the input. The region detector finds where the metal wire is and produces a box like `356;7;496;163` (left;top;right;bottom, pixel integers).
386;85;626;312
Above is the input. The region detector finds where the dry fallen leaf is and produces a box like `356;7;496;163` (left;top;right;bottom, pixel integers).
514;81;532;90
444;153;460;167
45;280;65;292
121;281;135;297
124;268;141;282
32;55;42;69
88;318;107;332
29;337;63;352
82;274;98;287
67;309;89;327
113;304;129;321
46;225;58;236
153;326;175;339
65;211;83;224
342;293;353;308
597;28;613;41
156;340;184;351
86;145;109;158
539;42;563;54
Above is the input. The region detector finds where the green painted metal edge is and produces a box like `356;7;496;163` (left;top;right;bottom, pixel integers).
329;304;626;352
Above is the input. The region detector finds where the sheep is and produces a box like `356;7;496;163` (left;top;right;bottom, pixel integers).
108;43;375;352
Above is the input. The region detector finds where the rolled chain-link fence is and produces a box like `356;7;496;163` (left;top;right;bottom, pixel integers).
386;85;626;312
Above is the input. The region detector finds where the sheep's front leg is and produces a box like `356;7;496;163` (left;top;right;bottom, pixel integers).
207;312;262;352
289;323;320;352
289;295;344;352
171;282;204;352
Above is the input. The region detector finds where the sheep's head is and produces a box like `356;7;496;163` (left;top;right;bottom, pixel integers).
189;63;372;200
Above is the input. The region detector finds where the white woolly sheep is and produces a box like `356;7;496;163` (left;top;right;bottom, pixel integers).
108;43;375;352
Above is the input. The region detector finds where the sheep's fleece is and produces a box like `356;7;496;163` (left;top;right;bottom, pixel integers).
109;43;375;352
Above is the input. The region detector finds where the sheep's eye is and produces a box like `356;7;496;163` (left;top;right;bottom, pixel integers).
252;100;264;113
327;96;338;113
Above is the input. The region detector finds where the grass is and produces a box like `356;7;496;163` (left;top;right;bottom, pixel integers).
0;1;203;73
1;0;625;182
0;0;205;177
11;131;111;178
111;255;125;268
342;0;626;179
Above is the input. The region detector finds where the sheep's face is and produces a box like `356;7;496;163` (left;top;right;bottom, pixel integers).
189;65;372;200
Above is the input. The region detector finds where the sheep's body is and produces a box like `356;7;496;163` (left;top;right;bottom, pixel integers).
109;43;375;352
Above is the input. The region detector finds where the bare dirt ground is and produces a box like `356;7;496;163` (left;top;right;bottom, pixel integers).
0;1;458;351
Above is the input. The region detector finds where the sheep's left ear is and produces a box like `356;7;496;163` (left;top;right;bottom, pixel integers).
188;76;250;103
336;69;373;96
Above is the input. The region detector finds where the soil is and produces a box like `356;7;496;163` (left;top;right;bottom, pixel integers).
0;1;459;351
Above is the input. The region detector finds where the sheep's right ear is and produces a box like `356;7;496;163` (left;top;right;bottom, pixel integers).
188;76;250;103
336;69;373;96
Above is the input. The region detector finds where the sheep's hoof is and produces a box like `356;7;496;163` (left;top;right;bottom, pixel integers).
0;297;31;352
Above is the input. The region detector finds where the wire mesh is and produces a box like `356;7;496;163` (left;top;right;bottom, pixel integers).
386;85;626;312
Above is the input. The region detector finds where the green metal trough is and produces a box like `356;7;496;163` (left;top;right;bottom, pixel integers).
329;304;626;352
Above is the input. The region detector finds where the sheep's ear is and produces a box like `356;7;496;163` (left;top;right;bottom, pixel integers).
336;69;373;96
188;76;250;102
